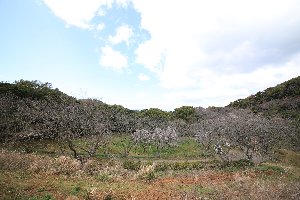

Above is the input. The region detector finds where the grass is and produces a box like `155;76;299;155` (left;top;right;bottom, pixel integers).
254;164;286;174
0;137;300;199
276;149;300;167
220;159;255;171
2;136;208;160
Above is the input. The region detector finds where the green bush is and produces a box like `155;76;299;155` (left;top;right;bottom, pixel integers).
155;162;168;171
122;160;141;171
231;159;255;168
154;161;204;171
71;186;81;195
222;159;255;171
254;165;286;174
141;171;156;181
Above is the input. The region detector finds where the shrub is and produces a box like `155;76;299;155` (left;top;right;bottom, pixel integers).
254;164;286;174
221;159;255;171
136;164;156;181
97;172;111;182
154;161;204;171
51;156;81;175
155;162;169;171
122;160;141;171
71;186;81;195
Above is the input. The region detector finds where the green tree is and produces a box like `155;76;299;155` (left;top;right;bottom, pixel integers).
172;106;197;123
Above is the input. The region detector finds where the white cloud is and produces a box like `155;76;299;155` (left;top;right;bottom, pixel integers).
43;0;129;29
116;0;130;7
42;0;300;109
43;0;114;29
163;55;300;108
131;0;300;107
138;73;150;81
109;24;133;45
96;23;105;31
100;45;128;72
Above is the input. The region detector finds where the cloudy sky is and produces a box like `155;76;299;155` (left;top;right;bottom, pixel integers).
1;0;300;110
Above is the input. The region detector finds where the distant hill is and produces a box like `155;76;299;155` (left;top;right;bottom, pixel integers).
0;79;73;102
228;76;300;120
0;80;138;140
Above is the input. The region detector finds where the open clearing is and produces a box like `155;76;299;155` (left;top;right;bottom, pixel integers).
1;138;299;200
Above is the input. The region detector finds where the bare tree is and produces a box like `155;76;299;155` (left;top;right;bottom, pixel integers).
192;108;295;162
55;99;111;164
133;125;179;157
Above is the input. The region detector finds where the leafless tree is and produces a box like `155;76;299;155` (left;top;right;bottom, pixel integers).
133;125;179;157
192;108;296;162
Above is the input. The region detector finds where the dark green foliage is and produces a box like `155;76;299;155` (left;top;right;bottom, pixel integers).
221;159;255;171
122;160;141;171
139;108;170;120
103;194;114;200
0;80;70;101
136;165;157;182
141;170;156;181
138;108;171;129
172;106;197;122
229;76;300;107
100;104;138;133
71;186;81;195
228;76;300;120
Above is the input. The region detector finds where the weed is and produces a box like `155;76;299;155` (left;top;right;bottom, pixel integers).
136;164;157;181
42;194;55;200
103;194;114;200
194;185;212;195
97;172;111;182
27;193;55;200
52;156;81;175
155;162;169;171
71;186;81;195
122;160;141;171
221;159;255;171
37;187;46;192
276;149;300;167
154;161;204;171
254;164;286;174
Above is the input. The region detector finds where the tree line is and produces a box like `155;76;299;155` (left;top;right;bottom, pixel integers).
0;80;299;164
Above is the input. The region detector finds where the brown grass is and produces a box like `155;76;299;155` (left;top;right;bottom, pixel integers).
0;149;299;200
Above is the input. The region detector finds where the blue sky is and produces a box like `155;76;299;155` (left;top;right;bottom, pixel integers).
1;0;300;110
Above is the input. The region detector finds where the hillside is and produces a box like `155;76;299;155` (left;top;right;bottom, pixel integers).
0;80;138;141
1;79;299;199
228;76;300;120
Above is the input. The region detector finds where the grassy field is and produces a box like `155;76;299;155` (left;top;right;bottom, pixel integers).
0;136;300;200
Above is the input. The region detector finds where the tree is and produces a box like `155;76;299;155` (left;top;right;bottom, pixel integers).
101;104;138;134
133;125;179;157
192;108;295;162
0;81;111;164
138;108;170;130
55;99;111;164
172;106;197;123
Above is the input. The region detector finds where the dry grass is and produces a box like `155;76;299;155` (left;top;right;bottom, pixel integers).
277;149;300;167
0;149;299;199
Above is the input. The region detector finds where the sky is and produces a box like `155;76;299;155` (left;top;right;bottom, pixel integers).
1;0;300;110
